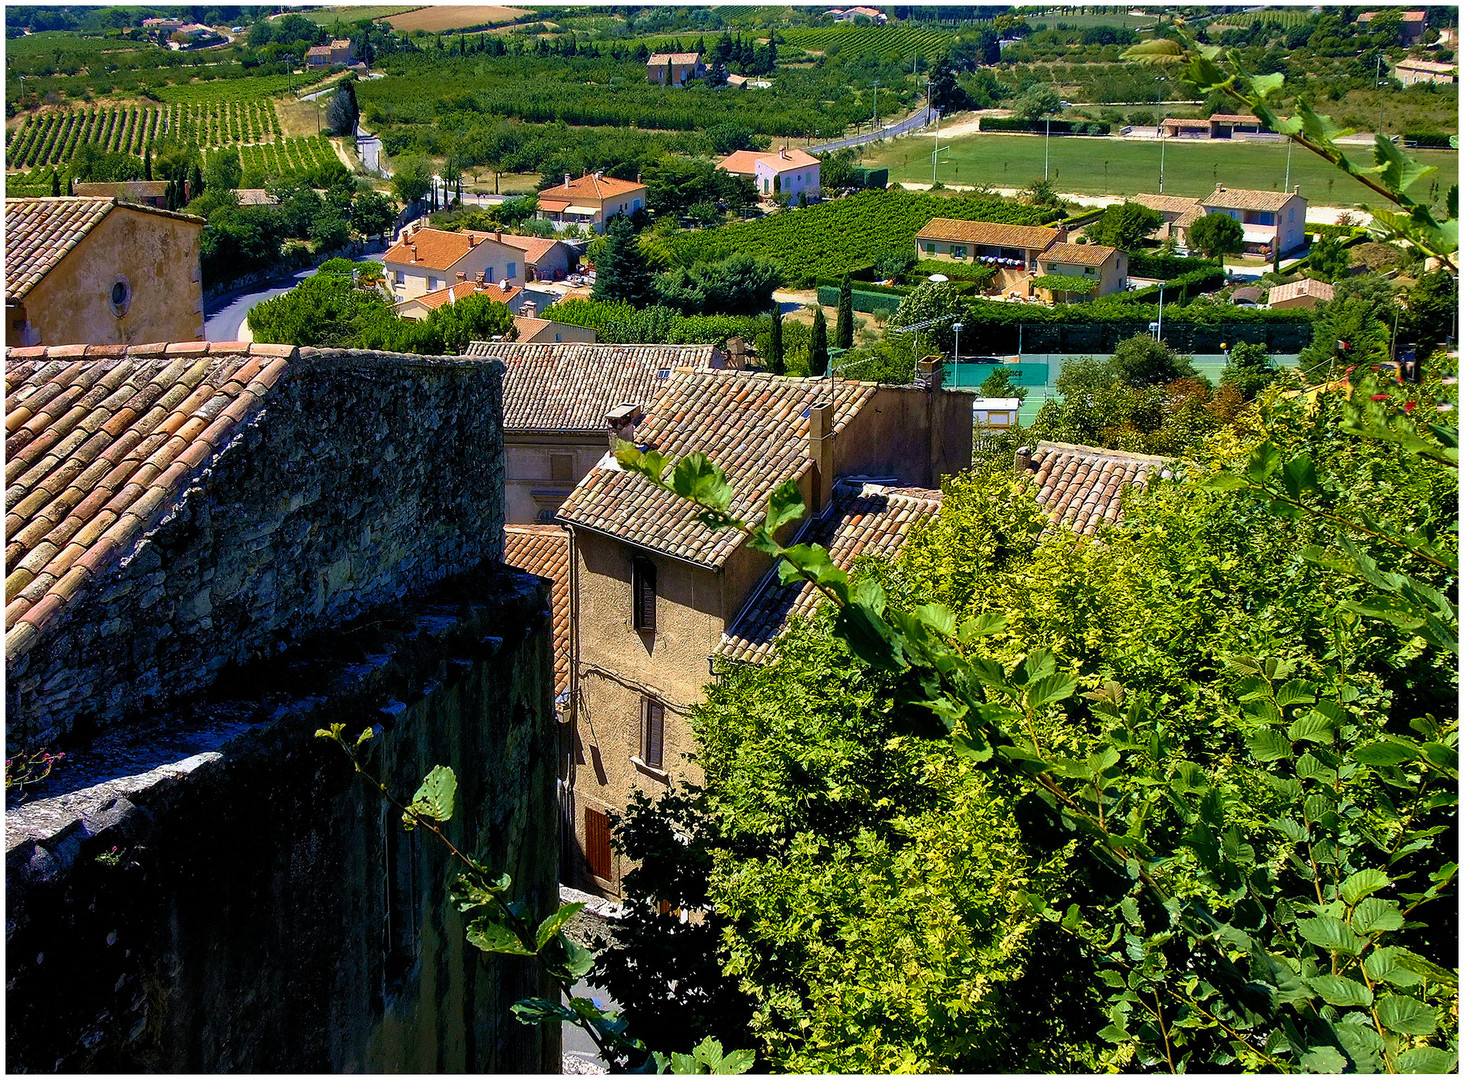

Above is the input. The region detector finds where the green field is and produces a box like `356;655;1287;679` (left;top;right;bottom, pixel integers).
865;133;1459;210
295;6;418;26
1022;12;1160;30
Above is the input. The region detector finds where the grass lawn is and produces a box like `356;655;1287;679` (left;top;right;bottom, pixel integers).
1023;12;1159;30
863;133;1459;210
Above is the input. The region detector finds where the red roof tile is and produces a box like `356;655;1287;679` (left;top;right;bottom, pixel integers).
1024;440;1171;536
503;523;572;697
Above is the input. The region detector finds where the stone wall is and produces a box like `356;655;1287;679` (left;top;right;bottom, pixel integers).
7;349;508;751
6;567;561;1072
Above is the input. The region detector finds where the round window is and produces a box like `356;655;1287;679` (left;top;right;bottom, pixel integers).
110;277;132;318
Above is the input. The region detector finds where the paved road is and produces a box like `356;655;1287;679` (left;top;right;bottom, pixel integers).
203;243;390;342
810;104;937;154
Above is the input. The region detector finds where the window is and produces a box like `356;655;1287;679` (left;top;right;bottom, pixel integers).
427;276;439;291
550;453;574;483
952;245;967;259
109;276;131;317
631;556;656;632
486;267;495;282
585;807;612;881
394;270;404;285
507;262;517;280
640;697;665;770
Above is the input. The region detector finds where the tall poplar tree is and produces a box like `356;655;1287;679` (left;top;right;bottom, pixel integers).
769;304;785;375
835;273;854;350
809;307;829;376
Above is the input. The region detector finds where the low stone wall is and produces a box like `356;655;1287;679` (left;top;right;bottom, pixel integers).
6;567;560;1072
8;349;508;750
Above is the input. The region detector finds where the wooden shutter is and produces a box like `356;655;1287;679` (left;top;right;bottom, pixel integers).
632;557;656;632
585;807;611;881
641;697;665;770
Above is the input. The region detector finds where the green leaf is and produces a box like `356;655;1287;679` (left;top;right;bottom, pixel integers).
1275;679;1316;707
1340;868;1389;905
1369;133;1439;197
1122;38;1187;62
1200;471;1250;491
1246;728;1293;762
1354;739;1423;767
831;603;904;670
467;918;535;956
536;902;586;949
1027;671;1080;709
1364;947;1423;987
404;764;457;829
912;603;956;637
764;479;805;533
1304;974;1373;1007
511;996;577;1025
1246;442;1282;483
1288;713;1334;743
957;612;1007;641
1395;1047;1458;1073
1374;994;1438;1036
1300;1045;1348;1074
1295;915;1366;955
1351;897;1404;935
671;452;732;510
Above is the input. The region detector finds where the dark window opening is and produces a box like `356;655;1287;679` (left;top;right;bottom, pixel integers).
632;556;656;632
641;696;665;771
551;453;574;483
585;807;612;881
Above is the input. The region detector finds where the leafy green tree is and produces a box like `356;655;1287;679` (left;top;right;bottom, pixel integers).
594;214;656;307
352;190;397;242
391;154;433;206
1220;340;1278;400
1108;333;1198;387
654;254;780;316
1186;211;1245;261
1398;270;1458;354
1297;296;1390;373
1089;202;1164;251
309;208;351;253
1306;235;1351;282
768;304;785;375
1024;176;1060;208
204;149;242;193
706;122;758;156
834;273;854;350
978;366;1028;401
891;281;965;353
1012;84;1061;121
808;307;829;376
927;56;967;113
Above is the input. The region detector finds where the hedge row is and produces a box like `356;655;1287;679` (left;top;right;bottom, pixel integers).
1307;223;1369;241
959;299;1314;353
1402;131;1453;149
816;285;905;314
1127;252;1216;280
1114;267;1228;304
980;116;1112;136
815;277;910;296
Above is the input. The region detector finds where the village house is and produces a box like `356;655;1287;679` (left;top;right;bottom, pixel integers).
307;37;354;66
647;51;705;86
1131;193;1206;246
1267;277;1335;310
498;233;579;282
465;341;719;525
555;363;973;894
971;396;1024;431
512;304;599;345
915;218;1068;296
1395;58;1458;86
536;172;648;233
393;277;537;320
381;225;527;301
1197;184;1309;258
6;197;204;347
4;341;559;1072
69;180;171;208
717;147;821;200
825;7;888;23
1034;241;1128;301
1358;8;1427;45
1016;440;1172;536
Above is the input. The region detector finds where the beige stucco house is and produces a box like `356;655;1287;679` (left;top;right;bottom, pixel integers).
1035;241;1127;301
1195;185;1308;258
537;173;647;233
1267;277;1335;310
381;226;527;301
914;218;1066;295
5;197;204;347
647;52;705;86
555;363;973;894
1395;58;1457;86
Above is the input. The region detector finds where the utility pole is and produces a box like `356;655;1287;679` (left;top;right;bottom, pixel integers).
1045;115;1051;180
1375;54;1386;138
1159;127;1166;193
872;79;879;133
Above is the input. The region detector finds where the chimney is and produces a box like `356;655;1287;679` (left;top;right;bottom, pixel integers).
522;299;538;319
409;244;417;263
1293;185;1300;194
468;234;478;247
606;403;643;448
916;355;945;393
807;401;835;514
1014;445;1035;478
495;230;502;242
456;271;467;283
565;172;571;187
476;271;486;284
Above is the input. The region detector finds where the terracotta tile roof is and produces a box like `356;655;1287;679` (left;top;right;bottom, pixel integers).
648;52;702;64
1041;241;1119;267
1208;113;1263;125
1161;118;1211;128
4;341;296;662
1360;8;1425;21
1132;194;1201;216
718;481;941;663
1267;278;1334;305
465;342;714;433
1174;203;1208;230
538;173;647;204
760;148;821;172
503;523;572;696
559;370;879;568
1231;285;1264;304
1396;58;1456;73
400;280;521;312
71;181;171;199
5;198;202;302
1203;186;1301;213
1024;440;1171;536
915;217;1061;251
381;227;520;273
717;150;767;175
497;234;562;265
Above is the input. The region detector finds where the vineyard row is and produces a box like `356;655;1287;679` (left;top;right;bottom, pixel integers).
6;101;284;170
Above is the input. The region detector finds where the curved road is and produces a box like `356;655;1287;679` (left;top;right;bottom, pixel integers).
811;103;937;155
204;243;389;342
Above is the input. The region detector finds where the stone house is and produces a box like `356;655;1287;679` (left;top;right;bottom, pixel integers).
1395;58;1457;85
381;225;527;301
306;38;353;67
647;52;705;86
555;363;973;894
6;197;204;348
914;218;1067;295
5;341;560;1072
466;341;717;524
536;173;647;233
1194;185;1308;258
717;148;821;201
1034;241;1128;301
1358;9;1427;45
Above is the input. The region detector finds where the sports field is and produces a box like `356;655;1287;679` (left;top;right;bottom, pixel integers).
864;132;1458;210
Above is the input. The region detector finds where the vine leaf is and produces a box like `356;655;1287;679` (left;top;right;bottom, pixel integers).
404;764;457;829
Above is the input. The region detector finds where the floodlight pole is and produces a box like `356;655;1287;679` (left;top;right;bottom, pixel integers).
1045;115;1051;180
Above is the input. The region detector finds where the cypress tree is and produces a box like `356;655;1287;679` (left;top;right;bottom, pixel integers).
50;170;61;196
144;145;152;181
809;307;829;376
769;304;784;374
593;214;655;307
835;272;854;349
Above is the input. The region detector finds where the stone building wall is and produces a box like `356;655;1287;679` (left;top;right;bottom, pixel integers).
7;349;508;750
6;568;561;1072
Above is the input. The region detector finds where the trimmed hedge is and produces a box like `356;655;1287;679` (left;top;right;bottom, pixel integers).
1307;223;1369;242
1403;131;1453;149
815;277;909;296
980;116;1112;136
816;285;905;315
1127;252;1216;280
911;259;997;284
1114;266;1228;303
